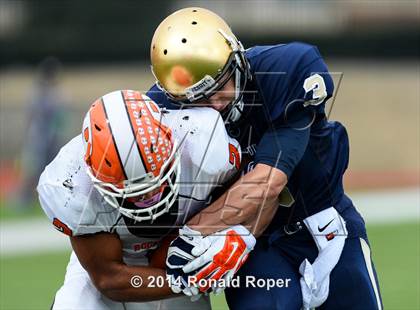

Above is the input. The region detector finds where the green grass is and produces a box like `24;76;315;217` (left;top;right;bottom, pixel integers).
366;222;420;309
0;201;44;222
0;252;70;310
1;222;419;310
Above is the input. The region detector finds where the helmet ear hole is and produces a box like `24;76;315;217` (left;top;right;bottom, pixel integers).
181;38;187;43
191;21;197;25
94;124;102;131
105;158;112;167
163;49;167;55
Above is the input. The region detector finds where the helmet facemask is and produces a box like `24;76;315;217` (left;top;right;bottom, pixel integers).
87;140;181;223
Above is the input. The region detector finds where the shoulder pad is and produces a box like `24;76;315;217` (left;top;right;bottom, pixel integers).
163;107;241;175
37;136;117;236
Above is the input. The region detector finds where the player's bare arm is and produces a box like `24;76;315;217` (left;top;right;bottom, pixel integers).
241;181;281;237
188;163;287;236
70;232;175;302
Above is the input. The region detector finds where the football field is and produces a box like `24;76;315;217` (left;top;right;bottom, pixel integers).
1;2;418;309
1;221;419;310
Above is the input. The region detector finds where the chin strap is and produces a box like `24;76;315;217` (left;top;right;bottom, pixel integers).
225;68;244;123
217;29;250;124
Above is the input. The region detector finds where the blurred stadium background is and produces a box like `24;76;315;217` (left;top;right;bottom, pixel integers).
0;1;419;309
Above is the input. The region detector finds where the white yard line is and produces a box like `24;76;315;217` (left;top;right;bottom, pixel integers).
349;187;419;224
0;217;71;256
0;188;418;256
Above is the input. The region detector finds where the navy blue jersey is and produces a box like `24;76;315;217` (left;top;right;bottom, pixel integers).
147;42;365;237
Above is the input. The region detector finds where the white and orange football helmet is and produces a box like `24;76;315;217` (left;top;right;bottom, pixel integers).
82;90;180;222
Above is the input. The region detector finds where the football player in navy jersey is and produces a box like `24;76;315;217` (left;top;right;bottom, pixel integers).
147;7;382;310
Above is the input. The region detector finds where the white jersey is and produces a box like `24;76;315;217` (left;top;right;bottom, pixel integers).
37;107;241;266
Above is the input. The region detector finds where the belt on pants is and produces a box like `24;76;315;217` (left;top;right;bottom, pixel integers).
267;220;305;246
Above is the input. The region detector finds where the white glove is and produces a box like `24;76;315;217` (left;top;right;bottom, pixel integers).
166;226;203;297
299;259;330;309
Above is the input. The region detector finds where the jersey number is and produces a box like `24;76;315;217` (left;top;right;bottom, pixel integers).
53;218;73;236
303;74;327;106
228;143;240;170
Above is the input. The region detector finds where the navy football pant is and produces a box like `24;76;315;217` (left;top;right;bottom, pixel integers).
225;233;382;310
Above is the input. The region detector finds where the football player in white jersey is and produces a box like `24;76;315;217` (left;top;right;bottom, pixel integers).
37;90;255;309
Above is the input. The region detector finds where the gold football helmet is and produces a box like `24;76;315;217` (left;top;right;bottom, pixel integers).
150;7;250;122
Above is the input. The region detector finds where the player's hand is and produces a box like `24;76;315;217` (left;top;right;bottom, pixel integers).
183;225;256;294
166;225;203;297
